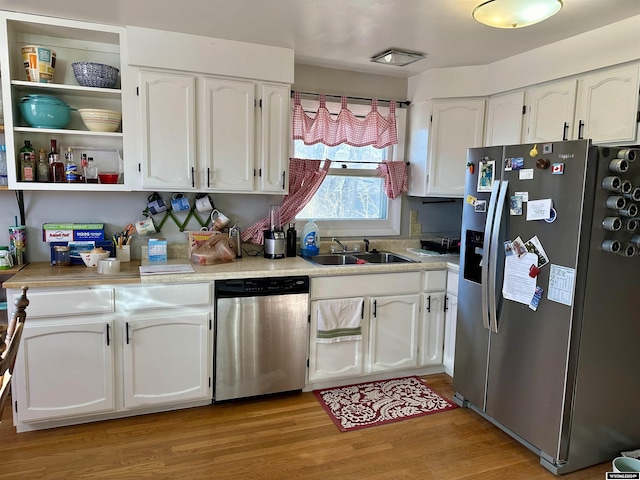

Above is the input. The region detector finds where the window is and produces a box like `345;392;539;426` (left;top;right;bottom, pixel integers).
293;99;406;237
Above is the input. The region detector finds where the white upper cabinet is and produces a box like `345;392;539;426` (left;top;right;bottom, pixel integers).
523;79;577;143
258;84;290;193
484;91;525;146
0;11;131;191
136;69;290;193
407;100;431;197
139;71;196;189
427;98;485;197
573;64;640;144
408;98;485;197
200;77;255;192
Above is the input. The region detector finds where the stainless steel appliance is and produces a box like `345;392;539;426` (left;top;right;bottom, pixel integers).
214;276;309;401
264;205;285;259
454;140;640;474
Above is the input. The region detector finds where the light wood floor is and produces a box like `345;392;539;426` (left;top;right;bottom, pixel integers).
1;374;609;479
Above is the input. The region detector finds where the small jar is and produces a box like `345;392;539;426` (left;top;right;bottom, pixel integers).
54;245;71;267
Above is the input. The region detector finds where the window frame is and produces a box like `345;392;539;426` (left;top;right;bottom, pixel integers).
290;97;406;238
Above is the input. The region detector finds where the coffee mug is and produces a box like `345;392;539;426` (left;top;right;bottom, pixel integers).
211;209;231;231
195;193;215;213
147;192;168;215
171;193;190;212
135;214;158;236
613;456;640;473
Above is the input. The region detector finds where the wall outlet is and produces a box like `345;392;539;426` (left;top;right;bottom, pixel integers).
410;222;422;237
409;210;418;224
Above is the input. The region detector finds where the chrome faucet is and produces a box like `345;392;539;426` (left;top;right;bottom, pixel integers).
363;238;370;253
332;237;348;253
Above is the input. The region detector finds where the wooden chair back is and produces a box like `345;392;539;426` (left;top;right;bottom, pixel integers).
1;286;29;420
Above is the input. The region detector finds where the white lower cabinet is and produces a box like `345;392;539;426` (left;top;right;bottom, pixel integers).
367;294;421;373
309;271;442;386
9;283;213;431
443;271;459;376
123;312;211;408
420;270;447;367
14;318;115;423
308;298;365;382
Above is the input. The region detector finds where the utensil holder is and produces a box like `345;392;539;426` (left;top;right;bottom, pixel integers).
115;244;131;262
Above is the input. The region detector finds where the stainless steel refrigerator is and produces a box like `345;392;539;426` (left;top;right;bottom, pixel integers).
454;139;640;475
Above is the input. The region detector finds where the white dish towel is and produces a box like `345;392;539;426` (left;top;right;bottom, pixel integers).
316;297;364;343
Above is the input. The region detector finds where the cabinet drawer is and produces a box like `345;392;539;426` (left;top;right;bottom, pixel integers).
17;288;114;318
120;283;211;310
311;272;421;299
423;270;447;291
447;271;459;295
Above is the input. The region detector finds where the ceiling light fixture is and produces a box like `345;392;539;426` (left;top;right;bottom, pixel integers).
473;0;563;29
370;49;426;67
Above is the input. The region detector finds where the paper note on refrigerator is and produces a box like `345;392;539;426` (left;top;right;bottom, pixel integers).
547;264;576;307
526;199;552;221
502;252;538;305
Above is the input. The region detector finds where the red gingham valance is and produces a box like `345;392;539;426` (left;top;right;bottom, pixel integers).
292;92;398;149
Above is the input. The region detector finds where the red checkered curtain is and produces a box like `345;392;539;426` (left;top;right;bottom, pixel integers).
292;92;398;148
377;161;409;200
241;158;332;245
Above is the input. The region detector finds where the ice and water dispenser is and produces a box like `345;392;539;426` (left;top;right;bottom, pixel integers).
463;230;484;284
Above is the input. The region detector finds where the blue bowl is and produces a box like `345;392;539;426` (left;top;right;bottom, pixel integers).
19;100;71;129
72;62;119;88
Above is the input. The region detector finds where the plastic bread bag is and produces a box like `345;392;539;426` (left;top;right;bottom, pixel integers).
190;231;235;265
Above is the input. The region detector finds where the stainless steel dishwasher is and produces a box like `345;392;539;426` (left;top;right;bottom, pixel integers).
214;276;309;401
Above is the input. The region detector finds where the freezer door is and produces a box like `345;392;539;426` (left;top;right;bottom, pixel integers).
485;140;594;460
453;146;503;409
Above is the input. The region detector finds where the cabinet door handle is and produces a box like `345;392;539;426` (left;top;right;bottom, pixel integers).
562;122;569;141
191;167;195;188
106;324;110;346
281;171;286;190
427;295;431;312
125;322;130;344
361;300;365;319
578;120;584;140
207;167;210;188
444;296;449;312
373;299;377;317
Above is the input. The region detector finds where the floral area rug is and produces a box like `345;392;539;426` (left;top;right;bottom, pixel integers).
313;376;458;432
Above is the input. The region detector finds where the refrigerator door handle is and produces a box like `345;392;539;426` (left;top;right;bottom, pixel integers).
489;180;509;334
481;179;501;331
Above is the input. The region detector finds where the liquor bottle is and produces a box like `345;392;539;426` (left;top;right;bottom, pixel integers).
49;153;65;183
85;157;99;183
36;148;50;182
65;147;77;182
48;139;58;165
19;140;35;182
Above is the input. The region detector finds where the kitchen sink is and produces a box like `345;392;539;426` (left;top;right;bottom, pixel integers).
306;251;417;266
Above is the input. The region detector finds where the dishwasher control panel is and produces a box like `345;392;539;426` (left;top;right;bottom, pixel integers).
215;276;310;298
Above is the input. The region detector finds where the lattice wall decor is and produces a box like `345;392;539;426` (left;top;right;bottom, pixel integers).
143;195;213;232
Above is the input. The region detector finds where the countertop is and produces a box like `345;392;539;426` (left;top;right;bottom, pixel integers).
3;249;459;289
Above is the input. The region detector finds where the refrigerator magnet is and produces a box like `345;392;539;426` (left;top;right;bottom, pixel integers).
552;163;565;174
519;169;534;180
477;161;495;192
474;200;487;212
510;196;523;215
529;144;539;157
529;286;544;311
511;157;524;170
466;195;477;205
545;207;558;223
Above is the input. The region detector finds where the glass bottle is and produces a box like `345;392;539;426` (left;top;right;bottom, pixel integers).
19;140;35;182
64;146;77;183
49;153;65;183
48;139;58;165
37;148;50;182
85;157;99;183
